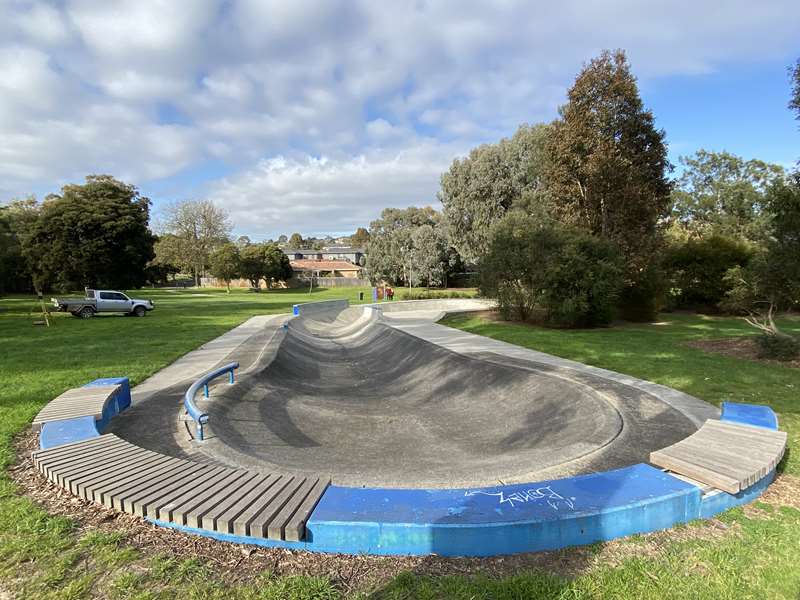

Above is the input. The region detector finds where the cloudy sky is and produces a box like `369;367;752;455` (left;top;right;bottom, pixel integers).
1;1;799;239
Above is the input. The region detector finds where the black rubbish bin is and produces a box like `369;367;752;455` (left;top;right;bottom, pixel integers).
358;291;364;301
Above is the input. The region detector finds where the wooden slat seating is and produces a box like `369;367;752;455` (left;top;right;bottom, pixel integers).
650;419;787;494
32;385;121;431
32;434;330;542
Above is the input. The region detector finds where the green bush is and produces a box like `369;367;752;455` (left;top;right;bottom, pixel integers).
663;235;753;310
755;332;800;361
398;290;474;300
480;214;624;327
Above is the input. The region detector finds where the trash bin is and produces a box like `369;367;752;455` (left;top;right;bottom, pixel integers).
358;291;364;301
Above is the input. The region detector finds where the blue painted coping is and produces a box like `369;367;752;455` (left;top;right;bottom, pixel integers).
147;464;701;556
38;377;130;450
721;401;779;430
40;415;101;449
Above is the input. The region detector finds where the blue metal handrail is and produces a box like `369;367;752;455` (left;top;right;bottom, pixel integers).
184;362;239;441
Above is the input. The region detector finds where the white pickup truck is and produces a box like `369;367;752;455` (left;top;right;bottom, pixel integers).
52;289;155;318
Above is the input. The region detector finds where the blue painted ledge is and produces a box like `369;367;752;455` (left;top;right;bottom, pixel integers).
38;377;131;450
721;401;779;430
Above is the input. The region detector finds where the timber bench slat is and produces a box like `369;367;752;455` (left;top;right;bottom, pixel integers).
32;385;121;430
33;434;331;541
650;419;787;494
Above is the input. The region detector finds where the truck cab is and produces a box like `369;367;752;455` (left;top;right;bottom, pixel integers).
91;290;154;316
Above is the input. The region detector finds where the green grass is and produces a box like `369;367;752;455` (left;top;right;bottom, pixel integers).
1;292;799;598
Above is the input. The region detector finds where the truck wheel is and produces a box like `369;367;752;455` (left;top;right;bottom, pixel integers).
133;305;146;317
79;307;94;319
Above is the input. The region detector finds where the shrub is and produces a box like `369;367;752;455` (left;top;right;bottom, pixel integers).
480;214;624;327
618;263;666;322
755;332;800;361
663;234;753;311
398;290;474;300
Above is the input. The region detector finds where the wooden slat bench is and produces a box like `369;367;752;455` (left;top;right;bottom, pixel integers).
32;434;329;542
32;385;121;431
650;419;787;494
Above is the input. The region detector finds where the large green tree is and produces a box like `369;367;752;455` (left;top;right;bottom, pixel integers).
480;212;624;326
670;150;785;243
544;50;671;276
21;175;155;291
239;243;292;289
208;242;242;292
162;199;231;285
365;206;454;286
439;123;550;262
0;197;38;293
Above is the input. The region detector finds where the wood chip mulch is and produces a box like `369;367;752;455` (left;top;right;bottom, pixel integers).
685;337;800;369
9;428;799;594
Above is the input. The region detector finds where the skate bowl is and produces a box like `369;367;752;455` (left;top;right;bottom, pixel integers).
31;298;787;556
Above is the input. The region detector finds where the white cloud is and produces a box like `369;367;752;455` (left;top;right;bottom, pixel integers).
0;0;798;226
207;141;461;237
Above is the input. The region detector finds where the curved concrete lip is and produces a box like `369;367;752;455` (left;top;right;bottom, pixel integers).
109;299;717;489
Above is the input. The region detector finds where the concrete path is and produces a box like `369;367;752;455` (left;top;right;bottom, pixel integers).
130;314;287;404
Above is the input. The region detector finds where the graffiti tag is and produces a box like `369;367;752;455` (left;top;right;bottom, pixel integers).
464;486;575;511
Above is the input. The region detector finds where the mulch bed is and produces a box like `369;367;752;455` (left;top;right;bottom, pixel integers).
9;427;797;594
685;337;800;369
7;429;603;593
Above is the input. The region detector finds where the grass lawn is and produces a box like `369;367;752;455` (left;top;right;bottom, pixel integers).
1;291;799;598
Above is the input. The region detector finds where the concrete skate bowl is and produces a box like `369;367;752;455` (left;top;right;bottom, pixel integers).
189;300;702;488
31;298;787;557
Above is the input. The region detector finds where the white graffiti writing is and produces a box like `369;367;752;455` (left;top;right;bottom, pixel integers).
464;486;575;511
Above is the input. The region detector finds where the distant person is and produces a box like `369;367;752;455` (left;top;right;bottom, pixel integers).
386;286;394;301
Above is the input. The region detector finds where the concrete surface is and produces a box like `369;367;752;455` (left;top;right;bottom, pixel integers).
109;300;715;488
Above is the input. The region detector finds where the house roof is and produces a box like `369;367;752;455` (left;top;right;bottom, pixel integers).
290;259;362;272
321;246;365;253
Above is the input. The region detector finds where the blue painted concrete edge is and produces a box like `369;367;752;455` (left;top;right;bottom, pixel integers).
36;378;783;557
38;377;131;450
720;401;779;430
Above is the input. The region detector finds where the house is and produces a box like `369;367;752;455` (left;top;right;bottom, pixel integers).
290;259;363;279
320;246;365;264
281;246;366;265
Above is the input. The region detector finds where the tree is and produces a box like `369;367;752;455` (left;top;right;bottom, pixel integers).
670;150;785;243
663;235;753;309
350;227;370;248
162;200;231;285
410;224;449;288
0;197;38;293
544;49;671;317
790;58;800;125
288;232;305;248
365;207;450;285
439;123;550;262
239;243;292;289
21;175;155;291
208;243;242;292
277;234;288;244
480;213;624;326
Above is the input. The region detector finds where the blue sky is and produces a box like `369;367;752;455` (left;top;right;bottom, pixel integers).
1;1;798;239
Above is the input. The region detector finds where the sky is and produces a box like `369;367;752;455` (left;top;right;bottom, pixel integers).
1;1;799;240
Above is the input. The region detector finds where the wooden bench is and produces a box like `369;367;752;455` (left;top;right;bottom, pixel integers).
650;419;787;494
32;434;329;542
32;385;121;431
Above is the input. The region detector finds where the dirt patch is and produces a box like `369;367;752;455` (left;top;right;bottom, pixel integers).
685;337;800;369
7;428;794;595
